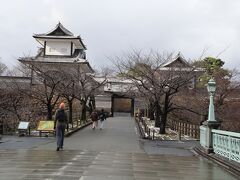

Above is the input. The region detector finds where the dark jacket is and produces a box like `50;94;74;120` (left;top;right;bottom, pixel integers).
99;111;106;121
91;111;98;122
54;109;68;128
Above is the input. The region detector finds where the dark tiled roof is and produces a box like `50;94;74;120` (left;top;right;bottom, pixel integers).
18;58;94;74
162;52;191;68
33;23;87;50
34;22;74;37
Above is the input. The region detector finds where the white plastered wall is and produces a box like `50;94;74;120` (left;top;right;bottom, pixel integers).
45;41;71;56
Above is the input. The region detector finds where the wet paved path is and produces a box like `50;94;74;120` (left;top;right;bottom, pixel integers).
0;117;238;180
35;117;142;153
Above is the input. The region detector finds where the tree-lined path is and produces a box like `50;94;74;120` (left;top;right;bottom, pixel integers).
0;117;237;179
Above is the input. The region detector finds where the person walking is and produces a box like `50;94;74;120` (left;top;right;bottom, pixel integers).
54;102;68;151
99;109;106;130
91;109;98;129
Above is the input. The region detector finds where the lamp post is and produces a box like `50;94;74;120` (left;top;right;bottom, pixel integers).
200;78;220;153
207;78;216;122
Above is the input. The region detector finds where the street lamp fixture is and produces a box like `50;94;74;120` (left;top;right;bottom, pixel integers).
207;78;216;95
207;78;216;122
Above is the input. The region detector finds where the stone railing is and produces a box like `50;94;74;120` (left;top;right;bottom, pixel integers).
212;129;240;163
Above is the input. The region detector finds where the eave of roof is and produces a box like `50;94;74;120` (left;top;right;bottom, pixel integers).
18;59;94;73
33;35;79;39
18;48;88;64
33;23;87;50
33;36;87;50
0;76;31;85
0;76;31;80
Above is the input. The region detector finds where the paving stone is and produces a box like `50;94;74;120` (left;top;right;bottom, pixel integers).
0;117;238;180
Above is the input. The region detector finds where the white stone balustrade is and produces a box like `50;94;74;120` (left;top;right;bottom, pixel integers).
212;129;240;163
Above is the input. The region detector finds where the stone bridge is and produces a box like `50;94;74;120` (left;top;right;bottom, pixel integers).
0;117;237;180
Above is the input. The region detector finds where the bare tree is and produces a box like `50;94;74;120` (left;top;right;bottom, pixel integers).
10;62;32;77
53;64;108;123
172;57;240;131
56;71;80;127
0;59;8;75
17;60;67;120
0;76;40;133
114;51;195;134
76;70;107;122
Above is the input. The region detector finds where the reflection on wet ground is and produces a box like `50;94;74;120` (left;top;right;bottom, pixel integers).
0;149;237;180
0;117;238;180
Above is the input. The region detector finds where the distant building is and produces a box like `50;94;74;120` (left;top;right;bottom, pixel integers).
95;77;135;116
19;22;93;84
160;52;204;89
95;53;204;117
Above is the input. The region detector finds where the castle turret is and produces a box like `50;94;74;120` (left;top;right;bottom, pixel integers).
19;23;93;73
33;22;86;58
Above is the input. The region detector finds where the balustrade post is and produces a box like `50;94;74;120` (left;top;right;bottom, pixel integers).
228;135;232;161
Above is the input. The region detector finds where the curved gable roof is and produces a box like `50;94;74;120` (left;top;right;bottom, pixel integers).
33;23;87;50
34;22;74;37
162;52;191;68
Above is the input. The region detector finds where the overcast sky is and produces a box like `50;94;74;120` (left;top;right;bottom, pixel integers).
0;0;240;70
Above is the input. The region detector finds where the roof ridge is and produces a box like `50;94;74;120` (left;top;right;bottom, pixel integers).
56;22;74;36
161;52;190;67
34;22;74;37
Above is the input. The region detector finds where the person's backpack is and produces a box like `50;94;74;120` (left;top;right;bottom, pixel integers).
57;109;66;122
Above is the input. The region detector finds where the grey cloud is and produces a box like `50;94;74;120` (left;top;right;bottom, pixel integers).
0;0;239;69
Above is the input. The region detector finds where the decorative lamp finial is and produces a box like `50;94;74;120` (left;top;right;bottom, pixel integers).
207;78;216;122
